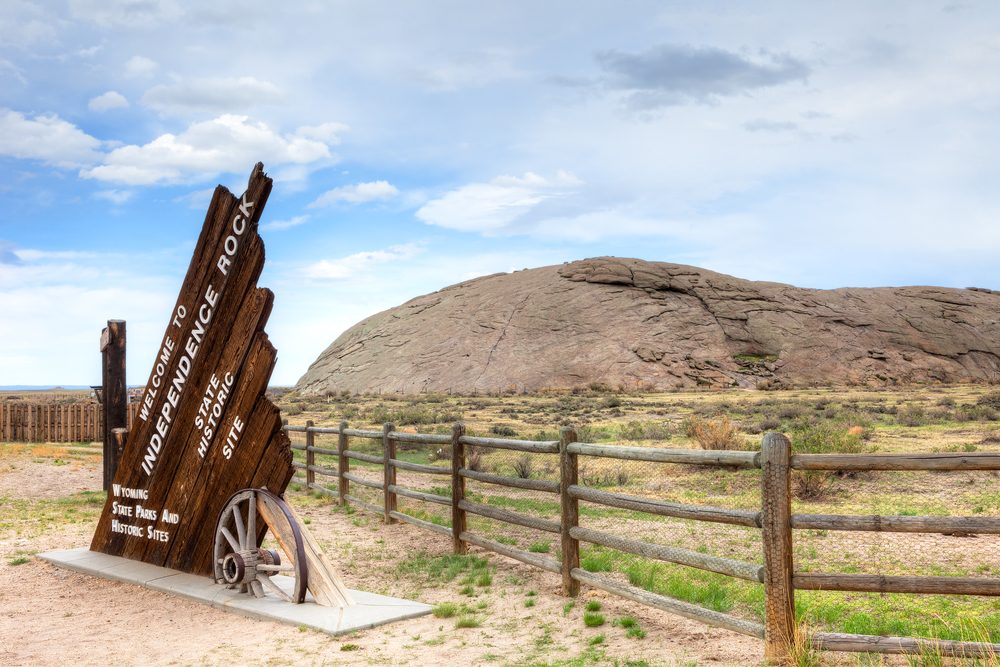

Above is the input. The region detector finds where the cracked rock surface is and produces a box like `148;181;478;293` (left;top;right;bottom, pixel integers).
295;257;1000;394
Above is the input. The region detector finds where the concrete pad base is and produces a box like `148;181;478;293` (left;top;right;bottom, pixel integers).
38;548;431;636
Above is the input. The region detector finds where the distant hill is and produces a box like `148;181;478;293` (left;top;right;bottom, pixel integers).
295;257;1000;394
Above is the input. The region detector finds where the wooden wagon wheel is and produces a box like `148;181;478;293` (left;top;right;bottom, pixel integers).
213;488;309;603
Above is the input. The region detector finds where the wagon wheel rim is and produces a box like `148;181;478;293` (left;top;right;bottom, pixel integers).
213;488;309;603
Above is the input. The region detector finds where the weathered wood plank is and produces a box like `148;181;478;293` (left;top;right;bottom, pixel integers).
458;499;560;533
760;432;795;661
451;423;466;555
344;450;382;465
389;484;450;506
459;468;560;493
388;431;452;445
568;442;760;468
792;452;1000;471
570;526;764;582
282;500;355;607
560;426;580;596
390;510;451;537
341;471;382;490
571;568;765;638
460;531;561;573
459;435;560;454
811;632;1000;657
794;573;1000;596
792;513;1000;534
390;458;450;475
569;485;760;527
345;493;383;516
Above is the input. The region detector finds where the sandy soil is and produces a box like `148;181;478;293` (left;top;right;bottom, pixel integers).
0;448;764;667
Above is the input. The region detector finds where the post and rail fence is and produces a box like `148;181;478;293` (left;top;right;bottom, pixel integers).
0;402;140;443
282;419;1000;663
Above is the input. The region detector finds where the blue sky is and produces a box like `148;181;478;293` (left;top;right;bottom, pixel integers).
1;1;998;386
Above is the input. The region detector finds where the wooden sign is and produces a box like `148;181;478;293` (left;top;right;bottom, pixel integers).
91;163;293;576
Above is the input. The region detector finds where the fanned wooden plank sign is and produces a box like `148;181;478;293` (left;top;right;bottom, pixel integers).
91;163;293;576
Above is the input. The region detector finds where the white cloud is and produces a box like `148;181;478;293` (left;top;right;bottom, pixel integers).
93;189;133;205
415;171;581;233
80;114;340;185
70;0;182;27
0;108;102;168
261;215;309;232
142;76;283;115
172;187;216;209
88;90;129;112
124;55;158;78
308;180;399;208
303;243;423;280
0;59;27;85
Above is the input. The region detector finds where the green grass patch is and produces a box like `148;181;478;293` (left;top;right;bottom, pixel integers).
432;602;458;618
583;612;605;627
455;615;480;629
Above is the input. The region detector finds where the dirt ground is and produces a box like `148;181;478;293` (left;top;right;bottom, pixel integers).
0;448;763;667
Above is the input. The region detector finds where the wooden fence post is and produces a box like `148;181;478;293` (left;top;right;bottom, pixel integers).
451;422;467;554
337;421;349;506
560;426;580;596
305;419;315;488
761;432;795;662
101;319;127;491
383;422;397;524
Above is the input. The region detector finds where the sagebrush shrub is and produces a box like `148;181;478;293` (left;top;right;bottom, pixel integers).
686;415;744;451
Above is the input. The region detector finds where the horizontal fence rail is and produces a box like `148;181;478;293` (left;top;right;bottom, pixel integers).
568;442;760;468
281;420;1000;662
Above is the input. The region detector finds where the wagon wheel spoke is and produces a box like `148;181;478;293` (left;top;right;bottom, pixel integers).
247;494;256;546
220;526;240;553
233;503;247;549
249;579;265;599
256;563;295;573
261;574;293;602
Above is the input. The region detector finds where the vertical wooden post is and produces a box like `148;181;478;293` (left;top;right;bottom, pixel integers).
761;432;795;662
337;421;349;506
305;419;315;488
559;426;580;596
383;422;397;524
101;320;127;491
450;422;467;554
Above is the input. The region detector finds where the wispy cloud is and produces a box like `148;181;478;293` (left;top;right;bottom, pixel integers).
416;172;581;233
88;90;129;112
261;215;309;232
303;243;423;280
93;189;133;205
743;118;799;132
142;76;283;115
123;55;158;78
593;44;810;109
309;180;399;208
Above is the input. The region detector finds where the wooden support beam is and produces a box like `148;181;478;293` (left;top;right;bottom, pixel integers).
560;426;580;596
101;320;127;492
337;421;348;506
383;422;397;524
451;423;467;555
760;432;794;663
305;420;315;488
